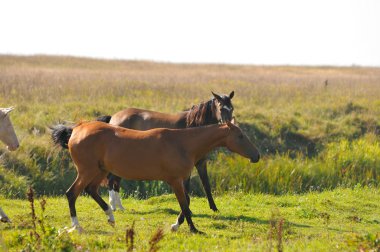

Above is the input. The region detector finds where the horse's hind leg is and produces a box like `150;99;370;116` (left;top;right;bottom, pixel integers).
65;175;89;233
85;171;115;226
107;173;116;211
196;158;218;212
65;165;100;233
108;174;125;211
0;207;11;223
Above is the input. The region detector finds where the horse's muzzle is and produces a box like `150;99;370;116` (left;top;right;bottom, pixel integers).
7;144;19;151
250;154;260;163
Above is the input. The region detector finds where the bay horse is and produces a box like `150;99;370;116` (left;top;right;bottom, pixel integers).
98;91;235;212
51;119;259;233
0;107;20;223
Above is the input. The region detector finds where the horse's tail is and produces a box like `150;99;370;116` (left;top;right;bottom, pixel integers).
50;124;73;149
96;115;112;124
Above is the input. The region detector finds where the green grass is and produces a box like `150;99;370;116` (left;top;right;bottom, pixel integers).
1;55;380;197
1;187;379;251
1;55;380;251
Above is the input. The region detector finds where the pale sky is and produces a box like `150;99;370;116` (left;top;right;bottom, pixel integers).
1;0;379;66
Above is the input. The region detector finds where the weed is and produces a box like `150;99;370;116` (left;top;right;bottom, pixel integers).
148;227;165;252
21;187;78;251
346;232;380;251
26;186;39;241
126;221;135;252
268;209;286;252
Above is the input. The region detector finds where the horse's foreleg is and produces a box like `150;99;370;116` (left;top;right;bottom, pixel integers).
85;173;115;226
196;158;218;212
172;180;191;231
170;179;202;234
0;207;11;223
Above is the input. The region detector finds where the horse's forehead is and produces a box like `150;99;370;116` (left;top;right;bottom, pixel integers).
220;95;233;106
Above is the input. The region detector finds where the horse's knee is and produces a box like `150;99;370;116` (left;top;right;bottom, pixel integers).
114;176;122;192
107;174;114;190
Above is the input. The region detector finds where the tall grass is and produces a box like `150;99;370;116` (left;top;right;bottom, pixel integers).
1;55;380;198
208;133;380;195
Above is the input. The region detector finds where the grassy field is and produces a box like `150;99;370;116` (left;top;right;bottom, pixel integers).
1;187;379;251
1;55;380;197
0;55;380;250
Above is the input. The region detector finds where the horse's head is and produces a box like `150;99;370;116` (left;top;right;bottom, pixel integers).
212;91;234;123
224;119;260;163
0;107;19;151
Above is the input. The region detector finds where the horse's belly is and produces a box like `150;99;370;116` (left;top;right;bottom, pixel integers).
106;159;167;181
103;140;190;181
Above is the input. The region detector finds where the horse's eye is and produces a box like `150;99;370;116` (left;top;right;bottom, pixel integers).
238;134;244;139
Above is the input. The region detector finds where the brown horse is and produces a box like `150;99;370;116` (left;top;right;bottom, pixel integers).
98;91;235;212
51;119;259;233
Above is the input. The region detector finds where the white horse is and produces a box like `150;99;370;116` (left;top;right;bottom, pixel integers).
0;107;19;223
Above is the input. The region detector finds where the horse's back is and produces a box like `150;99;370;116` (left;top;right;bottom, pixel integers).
109;108;187;130
69;121;166;152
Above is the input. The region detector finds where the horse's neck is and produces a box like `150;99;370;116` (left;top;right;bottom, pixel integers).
201;99;219;125
186;124;228;161
173;111;188;128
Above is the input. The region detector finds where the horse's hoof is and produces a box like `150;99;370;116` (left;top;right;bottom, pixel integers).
108;220;115;227
63;225;84;234
190;228;205;235
0;217;11;223
171;223;179;232
59;225;84;235
210;204;219;212
117;206;126;211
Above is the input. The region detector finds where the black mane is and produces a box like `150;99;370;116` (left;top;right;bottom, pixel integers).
186;99;219;127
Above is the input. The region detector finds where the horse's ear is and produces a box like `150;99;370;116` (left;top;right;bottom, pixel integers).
229;91;234;99
212;91;223;103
